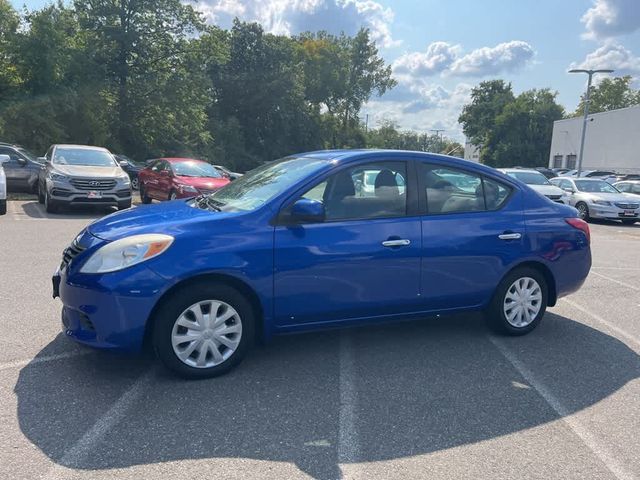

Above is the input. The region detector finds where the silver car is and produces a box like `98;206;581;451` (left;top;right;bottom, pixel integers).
613;180;640;197
37;145;131;213
550;177;639;224
498;169;566;203
0;154;8;215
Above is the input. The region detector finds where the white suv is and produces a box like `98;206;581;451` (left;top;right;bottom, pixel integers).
0;154;9;215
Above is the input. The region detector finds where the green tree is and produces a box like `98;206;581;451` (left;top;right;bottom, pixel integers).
0;0;20;99
458;80;515;153
574;75;640;116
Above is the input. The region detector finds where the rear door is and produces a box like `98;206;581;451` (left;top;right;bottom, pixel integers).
273;160;423;327
0;147;29;191
418;163;525;310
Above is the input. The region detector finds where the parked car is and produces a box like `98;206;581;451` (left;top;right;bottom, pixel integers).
138;158;230;203
0;154;8;215
559;169;578;177
53;150;592;379
533;167;556;179
498;168;566;203
213;164;243;181
613;180;640;196
37;145;132;213
114;154;143;190
580;170;617;178
550;177;639;224
0;142;43;193
552;168;570;175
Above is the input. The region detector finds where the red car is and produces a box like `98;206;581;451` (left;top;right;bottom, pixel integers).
138;158;230;203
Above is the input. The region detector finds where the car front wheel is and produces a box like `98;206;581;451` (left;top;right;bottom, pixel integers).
38;183;45;204
576;202;590;221
140;184;152;204
486;267;548;336
44;190;59;213
153;283;255;379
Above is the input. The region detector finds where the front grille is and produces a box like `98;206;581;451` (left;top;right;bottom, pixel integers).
545;194;562;201
70;178;117;191
61;239;86;270
615;202;639;209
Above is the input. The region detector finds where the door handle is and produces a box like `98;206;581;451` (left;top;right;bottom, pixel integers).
382;239;411;247
498;232;522;240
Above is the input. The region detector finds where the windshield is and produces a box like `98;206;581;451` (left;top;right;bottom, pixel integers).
505;171;551;185
17;147;39;163
203;157;327;211
173;161;222;178
53;147;117;167
575;180;619;193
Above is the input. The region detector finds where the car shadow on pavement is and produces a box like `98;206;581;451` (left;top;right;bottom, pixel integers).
19;201;114;220
14;312;640;480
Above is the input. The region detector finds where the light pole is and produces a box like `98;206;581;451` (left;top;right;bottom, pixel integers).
568;68;614;176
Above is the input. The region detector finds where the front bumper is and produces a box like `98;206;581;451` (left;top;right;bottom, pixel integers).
55;264;166;351
47;178;131;206
587;203;639;220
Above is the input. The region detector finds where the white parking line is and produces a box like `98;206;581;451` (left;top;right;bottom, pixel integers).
592;266;640;271
562;298;640;350
338;330;359;479
42;369;154;480
489;335;635;480
0;350;94;371
591;271;640;292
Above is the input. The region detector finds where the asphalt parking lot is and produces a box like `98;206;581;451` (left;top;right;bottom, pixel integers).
1;199;639;480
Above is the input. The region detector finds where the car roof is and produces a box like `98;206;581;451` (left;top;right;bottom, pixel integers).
499;168;543;174
53;144;110;151
159;157;208;164
615;179;640;184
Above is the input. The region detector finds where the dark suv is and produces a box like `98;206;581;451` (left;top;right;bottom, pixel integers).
0;142;43;193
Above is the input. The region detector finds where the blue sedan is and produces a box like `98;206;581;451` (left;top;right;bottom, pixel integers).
53;150;592;378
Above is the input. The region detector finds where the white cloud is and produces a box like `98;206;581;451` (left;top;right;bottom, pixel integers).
189;0;398;47
393;42;461;76
581;0;640;39
449;41;535;77
573;42;640;74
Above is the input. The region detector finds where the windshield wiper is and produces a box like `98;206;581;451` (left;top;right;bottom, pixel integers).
194;195;222;211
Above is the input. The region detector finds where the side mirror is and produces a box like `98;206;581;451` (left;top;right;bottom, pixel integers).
563;187;575;193
38;156;48;163
119;160;129;166
0;154;9;165
290;198;325;223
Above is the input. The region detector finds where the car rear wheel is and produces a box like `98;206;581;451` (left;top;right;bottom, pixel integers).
140;185;152;204
576;202;590;221
130;177;139;190
153;283;255;379
486;267;548;336
169;191;177;201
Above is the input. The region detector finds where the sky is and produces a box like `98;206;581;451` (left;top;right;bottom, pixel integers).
10;0;640;141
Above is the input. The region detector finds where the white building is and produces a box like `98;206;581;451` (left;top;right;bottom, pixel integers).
548;104;640;173
464;141;480;162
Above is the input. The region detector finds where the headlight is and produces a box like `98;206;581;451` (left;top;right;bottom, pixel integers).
120;173;131;184
48;172;67;181
80;234;174;273
591;200;611;206
179;184;198;193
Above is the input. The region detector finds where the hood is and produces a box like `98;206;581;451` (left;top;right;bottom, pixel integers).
175;175;230;190
87;200;231;241
580;192;635;202
53;165;125;178
528;184;565;196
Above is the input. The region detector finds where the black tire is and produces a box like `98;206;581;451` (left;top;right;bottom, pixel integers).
140;184;152;204
153;283;256;379
44;190;59;213
118;199;132;210
169;190;177;201
576;202;590;221
0;199;6;215
485;267;548;336
38;182;45;204
621;219;637;225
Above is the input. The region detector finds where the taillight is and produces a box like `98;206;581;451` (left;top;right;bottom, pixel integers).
565;218;590;244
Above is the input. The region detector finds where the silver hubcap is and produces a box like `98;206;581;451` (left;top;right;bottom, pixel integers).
578;204;587;219
171;300;242;368
503;277;542;328
131;178;138;189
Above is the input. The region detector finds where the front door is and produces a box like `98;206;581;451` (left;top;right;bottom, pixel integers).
273;160;422;328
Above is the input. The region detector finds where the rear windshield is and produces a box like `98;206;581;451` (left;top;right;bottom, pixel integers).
53;148;116;167
505;171;551;185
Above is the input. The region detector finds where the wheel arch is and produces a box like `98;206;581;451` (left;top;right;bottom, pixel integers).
143;272;265;350
505;260;557;307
